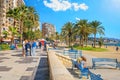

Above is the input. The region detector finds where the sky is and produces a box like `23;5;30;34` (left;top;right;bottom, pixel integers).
24;0;120;39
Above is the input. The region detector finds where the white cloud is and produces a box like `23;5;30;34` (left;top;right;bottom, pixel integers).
43;0;71;11
75;17;80;21
43;0;88;11
72;3;88;11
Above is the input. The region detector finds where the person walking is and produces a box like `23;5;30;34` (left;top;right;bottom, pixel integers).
39;41;41;49
25;40;31;56
44;41;47;51
31;40;37;56
22;40;26;57
116;46;119;51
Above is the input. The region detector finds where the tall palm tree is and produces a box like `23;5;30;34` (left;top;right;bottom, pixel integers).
6;5;27;43
61;22;73;47
18;5;28;43
9;26;18;44
74;20;90;46
90;20;105;47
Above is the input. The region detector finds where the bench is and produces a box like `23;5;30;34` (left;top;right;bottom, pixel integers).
92;58;119;69
63;50;82;59
71;59;89;79
72;59;103;80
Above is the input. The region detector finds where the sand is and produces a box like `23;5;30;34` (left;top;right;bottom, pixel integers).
83;46;120;61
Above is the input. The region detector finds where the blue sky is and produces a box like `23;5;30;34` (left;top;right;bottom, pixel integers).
24;0;120;39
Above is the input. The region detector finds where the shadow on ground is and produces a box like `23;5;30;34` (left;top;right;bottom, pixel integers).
34;55;49;80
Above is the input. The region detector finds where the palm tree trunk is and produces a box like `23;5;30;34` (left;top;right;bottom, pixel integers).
11;36;14;44
79;37;81;46
94;34;96;48
65;37;68;45
69;36;71;47
85;37;88;47
20;19;23;44
81;37;84;47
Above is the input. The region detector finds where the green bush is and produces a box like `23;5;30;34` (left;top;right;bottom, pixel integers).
73;43;79;47
0;43;10;50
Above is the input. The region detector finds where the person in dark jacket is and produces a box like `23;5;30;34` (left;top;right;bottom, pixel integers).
25;40;31;56
39;41;41;49
44;41;47;51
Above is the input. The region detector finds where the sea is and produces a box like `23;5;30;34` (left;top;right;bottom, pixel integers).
104;43;120;46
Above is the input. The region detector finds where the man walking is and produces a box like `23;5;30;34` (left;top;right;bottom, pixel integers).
31;40;36;56
25;40;31;56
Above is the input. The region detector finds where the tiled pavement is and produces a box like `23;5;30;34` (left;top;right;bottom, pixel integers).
0;49;49;80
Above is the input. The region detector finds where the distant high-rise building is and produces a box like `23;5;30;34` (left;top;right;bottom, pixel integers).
0;0;24;41
42;23;56;38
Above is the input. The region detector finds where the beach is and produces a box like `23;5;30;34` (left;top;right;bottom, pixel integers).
83;46;120;61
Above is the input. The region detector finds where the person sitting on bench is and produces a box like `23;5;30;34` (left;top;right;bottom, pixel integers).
77;56;87;69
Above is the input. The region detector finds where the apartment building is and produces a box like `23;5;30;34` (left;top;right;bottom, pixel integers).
0;0;24;41
42;23;56;38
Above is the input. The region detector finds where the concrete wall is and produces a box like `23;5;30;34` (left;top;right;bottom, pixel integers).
47;51;75;80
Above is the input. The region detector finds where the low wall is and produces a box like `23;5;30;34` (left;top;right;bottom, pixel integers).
47;51;75;80
56;53;72;67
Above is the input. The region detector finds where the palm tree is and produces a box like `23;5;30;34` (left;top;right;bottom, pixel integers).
7;5;40;42
90;20;105;47
6;8;19;27
9;26;18;44
55;32;59;41
18;5;28;43
2;30;9;39
61;22;73;47
6;5;26;43
23;6;39;40
74;20;90;47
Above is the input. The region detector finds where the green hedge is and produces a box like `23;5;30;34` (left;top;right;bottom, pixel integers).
0;43;10;50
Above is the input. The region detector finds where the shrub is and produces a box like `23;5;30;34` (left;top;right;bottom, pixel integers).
73;43;79;47
0;43;10;50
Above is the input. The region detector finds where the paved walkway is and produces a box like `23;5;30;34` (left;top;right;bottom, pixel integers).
0;48;49;80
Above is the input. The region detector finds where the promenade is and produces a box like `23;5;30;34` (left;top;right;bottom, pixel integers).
0;48;49;80
0;47;120;80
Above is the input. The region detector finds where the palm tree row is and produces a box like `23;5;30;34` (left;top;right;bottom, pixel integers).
61;19;105;48
6;5;41;44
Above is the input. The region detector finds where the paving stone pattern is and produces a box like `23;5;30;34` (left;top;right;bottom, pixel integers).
15;57;39;64
0;49;49;80
0;66;12;71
